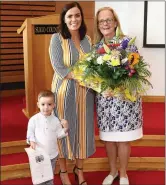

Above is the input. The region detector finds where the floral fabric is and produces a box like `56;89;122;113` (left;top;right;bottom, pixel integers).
96;94;143;132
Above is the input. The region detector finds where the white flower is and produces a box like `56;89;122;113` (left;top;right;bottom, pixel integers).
96;56;104;64
87;57;91;61
121;57;128;64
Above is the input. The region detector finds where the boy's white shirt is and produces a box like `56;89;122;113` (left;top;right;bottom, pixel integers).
26;112;68;159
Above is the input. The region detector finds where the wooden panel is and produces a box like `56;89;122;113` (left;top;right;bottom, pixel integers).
1;75;24;83
1;33;23;37
0;89;25;97
1;140;27;154
85;18;95;42
1;54;23;60
22;17;35;118
84;157;165;172
1;71;24;76
1;10;55;16
1;37;23;42
1;43;23;49
1;21;24;27
1;1;56;5
1;59;24;65
1;15;34;21
1;4;56;11
142;96;165;102
0;65;24;71
1;27;19;32
0;1;57;88
1;48;23;54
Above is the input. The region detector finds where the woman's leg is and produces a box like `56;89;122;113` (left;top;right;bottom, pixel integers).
58;158;71;185
117;142;131;178
75;158;87;185
105;141;118;176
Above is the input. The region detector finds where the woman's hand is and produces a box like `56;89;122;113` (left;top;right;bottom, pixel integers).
102;90;113;98
65;72;81;83
65;72;74;79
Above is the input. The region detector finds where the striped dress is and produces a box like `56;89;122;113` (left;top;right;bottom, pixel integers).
49;33;95;160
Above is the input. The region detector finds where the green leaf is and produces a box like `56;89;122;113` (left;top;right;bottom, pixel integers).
128;37;136;46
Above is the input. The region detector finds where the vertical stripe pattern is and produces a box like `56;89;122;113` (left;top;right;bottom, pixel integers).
49;33;95;159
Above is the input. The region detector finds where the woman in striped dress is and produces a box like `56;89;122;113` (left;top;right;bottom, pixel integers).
49;2;95;185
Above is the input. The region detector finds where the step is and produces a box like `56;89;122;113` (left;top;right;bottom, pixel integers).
1;96;165;142
1;170;165;185
1;146;165;166
1;135;165;155
1;146;165;181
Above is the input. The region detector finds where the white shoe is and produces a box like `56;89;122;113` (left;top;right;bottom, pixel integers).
120;176;129;185
102;172;119;185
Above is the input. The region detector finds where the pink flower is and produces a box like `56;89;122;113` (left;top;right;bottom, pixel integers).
128;72;133;77
130;69;136;74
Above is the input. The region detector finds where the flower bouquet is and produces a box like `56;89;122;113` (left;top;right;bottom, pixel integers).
72;28;152;101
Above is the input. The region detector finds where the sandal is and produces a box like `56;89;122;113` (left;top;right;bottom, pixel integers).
59;170;71;185
73;165;87;185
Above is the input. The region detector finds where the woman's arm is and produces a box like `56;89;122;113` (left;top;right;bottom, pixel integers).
49;33;72;79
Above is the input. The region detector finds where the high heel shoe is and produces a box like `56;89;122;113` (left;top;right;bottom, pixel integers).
59;170;68;185
73;165;87;185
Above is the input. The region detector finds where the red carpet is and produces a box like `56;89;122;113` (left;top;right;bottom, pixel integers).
1;146;165;166
1;96;29;142
1;171;165;185
1;96;165;142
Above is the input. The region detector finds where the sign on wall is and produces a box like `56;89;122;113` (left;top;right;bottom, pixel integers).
34;25;59;34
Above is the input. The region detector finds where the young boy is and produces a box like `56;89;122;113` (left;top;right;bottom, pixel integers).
26;90;68;185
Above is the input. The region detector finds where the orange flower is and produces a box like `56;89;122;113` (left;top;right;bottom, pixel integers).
128;53;140;68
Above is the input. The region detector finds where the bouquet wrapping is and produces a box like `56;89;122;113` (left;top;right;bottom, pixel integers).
72;28;152;101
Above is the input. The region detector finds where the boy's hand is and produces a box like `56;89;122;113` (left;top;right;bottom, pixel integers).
61;119;68;129
30;141;36;150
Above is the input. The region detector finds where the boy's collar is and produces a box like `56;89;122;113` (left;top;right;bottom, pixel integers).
39;112;53;118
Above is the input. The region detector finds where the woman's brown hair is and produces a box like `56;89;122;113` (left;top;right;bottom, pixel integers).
59;1;87;40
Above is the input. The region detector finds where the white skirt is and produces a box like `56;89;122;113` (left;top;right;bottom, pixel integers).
99;127;143;142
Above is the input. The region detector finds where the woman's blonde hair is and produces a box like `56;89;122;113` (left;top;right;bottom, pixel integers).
94;7;124;44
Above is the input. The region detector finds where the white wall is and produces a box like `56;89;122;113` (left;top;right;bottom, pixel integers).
95;1;165;96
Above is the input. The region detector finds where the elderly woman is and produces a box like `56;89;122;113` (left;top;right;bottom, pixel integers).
94;7;143;185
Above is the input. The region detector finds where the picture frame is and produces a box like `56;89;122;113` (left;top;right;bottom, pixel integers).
143;1;165;48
